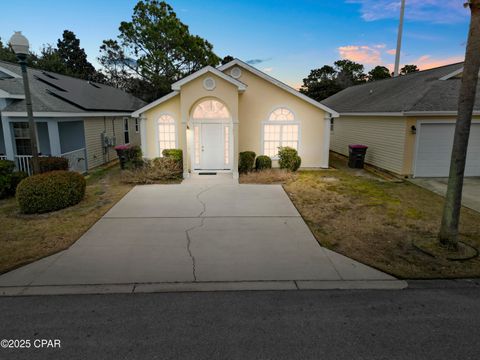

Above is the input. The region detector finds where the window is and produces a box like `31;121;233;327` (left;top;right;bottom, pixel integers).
123;118;130;144
13;122;32;155
224;126;230;165
135;118;140;133
192;100;230;120
263;108;299;158
158;114;176;155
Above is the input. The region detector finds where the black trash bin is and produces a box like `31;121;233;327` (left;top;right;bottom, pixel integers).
348;144;368;169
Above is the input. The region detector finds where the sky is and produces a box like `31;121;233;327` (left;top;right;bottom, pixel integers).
0;0;470;88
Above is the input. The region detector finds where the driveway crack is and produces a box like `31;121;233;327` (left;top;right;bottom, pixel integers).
185;218;205;281
196;185;215;217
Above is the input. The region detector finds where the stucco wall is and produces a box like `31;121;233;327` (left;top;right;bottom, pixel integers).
330;116;407;174
224;67;327;168
83;116;139;170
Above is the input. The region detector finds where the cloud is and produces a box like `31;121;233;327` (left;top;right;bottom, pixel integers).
346;0;468;24
386;49;396;55
263;67;273;73
413;54;464;70
338;45;383;64
246;58;271;65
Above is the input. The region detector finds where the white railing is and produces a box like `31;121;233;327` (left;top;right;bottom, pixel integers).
13;148;87;175
61;148;87;174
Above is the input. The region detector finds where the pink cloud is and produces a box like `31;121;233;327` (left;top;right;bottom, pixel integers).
386;49;396;55
338;45;382;64
414;54;464;70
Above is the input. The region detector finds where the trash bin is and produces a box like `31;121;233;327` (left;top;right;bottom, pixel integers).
348;145;368;169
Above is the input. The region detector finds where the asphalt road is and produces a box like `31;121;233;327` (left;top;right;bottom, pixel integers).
1;280;479;360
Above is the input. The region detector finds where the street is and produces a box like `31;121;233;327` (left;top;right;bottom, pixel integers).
1;280;479;359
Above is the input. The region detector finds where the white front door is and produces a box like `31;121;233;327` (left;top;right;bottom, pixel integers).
201;123;225;170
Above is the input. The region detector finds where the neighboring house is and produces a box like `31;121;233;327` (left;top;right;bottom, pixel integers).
132;58;338;178
322;62;480;178
0;60;145;174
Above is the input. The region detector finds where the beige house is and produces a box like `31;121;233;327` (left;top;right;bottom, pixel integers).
0;60;144;174
323;63;480;177
132;59;338;178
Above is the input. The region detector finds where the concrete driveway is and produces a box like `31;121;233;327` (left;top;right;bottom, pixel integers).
410;177;480;213
0;179;404;295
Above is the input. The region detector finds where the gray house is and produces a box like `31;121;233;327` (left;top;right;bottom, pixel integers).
0;60;145;174
323;63;480;177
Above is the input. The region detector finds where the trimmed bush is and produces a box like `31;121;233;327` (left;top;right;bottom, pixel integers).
16;170;86;214
278;147;302;172
38;157;69;173
239;151;256;173
0;160;27;199
255;155;272;171
0;159;15;175
162;149;183;168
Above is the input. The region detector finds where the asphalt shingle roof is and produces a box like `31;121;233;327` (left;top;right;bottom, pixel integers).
0;60;145;113
321;62;479;114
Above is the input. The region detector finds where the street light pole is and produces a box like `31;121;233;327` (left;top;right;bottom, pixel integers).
393;0;406;77
9;31;40;174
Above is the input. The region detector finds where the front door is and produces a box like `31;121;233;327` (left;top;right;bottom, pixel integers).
201;123;225;170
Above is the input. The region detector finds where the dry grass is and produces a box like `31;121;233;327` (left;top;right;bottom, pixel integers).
284;168;480;278
121;158;183;184
0;164;133;274
240;169;297;184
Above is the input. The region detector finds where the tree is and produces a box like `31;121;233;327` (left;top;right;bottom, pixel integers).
222;55;234;65
99;0;221;101
400;64;419;75
334;59;367;88
56;30;97;80
35;44;69;74
368;66;391;81
300;66;342;101
438;0;480;249
0;38;17;63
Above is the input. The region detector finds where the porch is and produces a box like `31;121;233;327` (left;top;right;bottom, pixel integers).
0;118;87;175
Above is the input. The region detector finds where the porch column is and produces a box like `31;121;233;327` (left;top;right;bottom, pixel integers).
232;121;239;179
321;113;332;168
181;122;189;178
139;116;147;157
47;119;61;156
1;116;14;160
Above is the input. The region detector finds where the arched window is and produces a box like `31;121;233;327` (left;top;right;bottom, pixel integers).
192;99;230;120
263;107;299;158
157;114;176;155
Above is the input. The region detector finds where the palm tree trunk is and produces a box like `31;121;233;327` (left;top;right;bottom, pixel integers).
438;0;480;249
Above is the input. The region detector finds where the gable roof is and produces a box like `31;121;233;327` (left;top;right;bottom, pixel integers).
321;62;479;115
132;91;179;117
0;60;146;115
171;66;247;91
219;58;339;117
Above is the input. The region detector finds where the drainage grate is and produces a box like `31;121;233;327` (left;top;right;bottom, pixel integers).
198;172;217;175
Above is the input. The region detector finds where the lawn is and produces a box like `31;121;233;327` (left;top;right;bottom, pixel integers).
242;158;480;279
0;164;133;274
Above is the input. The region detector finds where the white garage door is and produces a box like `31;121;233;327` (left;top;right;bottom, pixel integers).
414;122;480;177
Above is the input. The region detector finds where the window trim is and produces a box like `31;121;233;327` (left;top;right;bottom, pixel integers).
123;117;130;145
156;113;178;157
135;118;140;133
261;107;301;159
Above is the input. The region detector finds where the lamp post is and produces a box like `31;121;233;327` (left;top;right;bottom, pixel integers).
8;31;40;174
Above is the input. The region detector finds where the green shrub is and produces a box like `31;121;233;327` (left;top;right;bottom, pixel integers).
278;147;302;172
0;160;27;199
121;157;182;184
255;155;272;171
16;170;86;214
0;159;15;175
38;157;69;173
239;151;256;173
162;149;183;168
124;145;143;169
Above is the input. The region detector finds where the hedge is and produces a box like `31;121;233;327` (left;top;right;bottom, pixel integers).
162;149;183;164
38;157;69;173
278;147;301;172
16;170;86;214
239;151;256;173
0;160;27;199
255;155;272;171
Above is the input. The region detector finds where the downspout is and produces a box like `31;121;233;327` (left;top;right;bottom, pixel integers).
321;113;332;168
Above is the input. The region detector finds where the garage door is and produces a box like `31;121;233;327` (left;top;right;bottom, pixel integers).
414;122;480;177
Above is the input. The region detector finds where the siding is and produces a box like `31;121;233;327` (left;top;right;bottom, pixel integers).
83;116;140;170
330;116;407;174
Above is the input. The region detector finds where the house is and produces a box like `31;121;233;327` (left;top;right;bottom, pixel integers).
322;62;480;178
132;58;338;178
0;60;145;174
